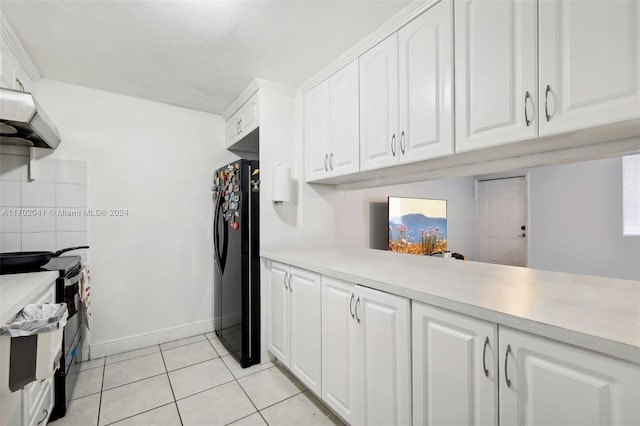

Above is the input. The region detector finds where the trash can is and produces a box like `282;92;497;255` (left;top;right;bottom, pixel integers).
1;303;68;392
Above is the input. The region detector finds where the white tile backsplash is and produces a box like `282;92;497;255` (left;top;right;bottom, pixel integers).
0;154;27;181
0;233;21;251
0;155;89;253
33;157;58;183
57;211;88;232
57;160;87;184
57;184;87;208
0;181;21;206
22;213;56;233
22;182;55;207
57;232;88;252
0;211;21;233
22;232;56;251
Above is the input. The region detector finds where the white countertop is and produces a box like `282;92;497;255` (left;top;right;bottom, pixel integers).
261;247;640;364
0;272;58;325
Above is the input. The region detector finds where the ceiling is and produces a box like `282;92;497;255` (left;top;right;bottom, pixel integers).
1;1;409;115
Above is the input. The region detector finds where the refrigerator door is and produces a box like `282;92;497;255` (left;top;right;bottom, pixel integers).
213;160;260;367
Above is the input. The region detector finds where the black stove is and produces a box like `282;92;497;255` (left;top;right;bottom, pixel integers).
43;256;83;278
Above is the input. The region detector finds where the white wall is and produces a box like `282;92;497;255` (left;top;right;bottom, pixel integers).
33;79;238;357
528;157;640;280
332;177;477;259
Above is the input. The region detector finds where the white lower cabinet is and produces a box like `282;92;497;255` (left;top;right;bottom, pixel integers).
267;262;321;394
499;327;640;426
321;277;411;426
412;302;498;426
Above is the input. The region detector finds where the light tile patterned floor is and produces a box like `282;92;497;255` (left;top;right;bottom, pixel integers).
50;333;343;426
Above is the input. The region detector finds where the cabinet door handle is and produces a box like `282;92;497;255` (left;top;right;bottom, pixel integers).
329;153;334;170
504;344;512;388
15;78;25;92
288;273;293;292
544;85;552;122
355;297;361;323
391;134;396;157
400;131;406;154
482;336;490;377
524;91;532;127
324;154;329;171
239;118;243;133
283;272;288;290
37;409;48;425
349;293;355;319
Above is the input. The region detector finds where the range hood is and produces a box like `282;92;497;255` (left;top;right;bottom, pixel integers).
0;87;60;149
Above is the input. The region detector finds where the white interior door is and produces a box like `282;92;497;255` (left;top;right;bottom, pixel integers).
321;277;357;424
289;267;322;395
267;262;290;366
539;0;640;136
477;177;527;266
355;285;411;426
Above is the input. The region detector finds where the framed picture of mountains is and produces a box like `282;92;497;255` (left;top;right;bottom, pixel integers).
388;196;447;255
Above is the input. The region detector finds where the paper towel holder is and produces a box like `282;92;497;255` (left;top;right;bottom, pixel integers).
272;164;291;204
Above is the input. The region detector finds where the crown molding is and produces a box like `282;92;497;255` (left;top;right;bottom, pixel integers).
301;0;440;92
222;78;296;120
0;11;41;83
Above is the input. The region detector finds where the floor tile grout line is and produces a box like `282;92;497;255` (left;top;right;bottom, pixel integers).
101;401;176;426
165;354;221;373
159;335;208;352
159;349;184;426
233;374;270;426
254;388;306;413
173;377;237;402
103;346;161;367
95;357;107;426
100;372;166;393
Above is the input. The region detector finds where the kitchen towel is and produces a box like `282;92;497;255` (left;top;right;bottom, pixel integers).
79;265;91;330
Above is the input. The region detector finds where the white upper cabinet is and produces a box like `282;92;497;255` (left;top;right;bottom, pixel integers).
305;60;359;182
226;92;259;148
538;0;640;136
305;80;331;181
500;327;640;426
359;33;400;171
455;0;538;152
398;0;453;161
329;60;360;177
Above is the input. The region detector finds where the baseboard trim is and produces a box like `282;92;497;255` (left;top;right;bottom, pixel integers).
89;320;215;359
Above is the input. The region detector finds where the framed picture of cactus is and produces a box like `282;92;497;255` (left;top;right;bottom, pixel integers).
388;196;447;255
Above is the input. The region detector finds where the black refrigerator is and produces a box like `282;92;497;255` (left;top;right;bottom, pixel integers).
212;159;260;367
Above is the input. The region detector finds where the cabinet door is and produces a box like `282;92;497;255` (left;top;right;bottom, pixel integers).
412;302;498;426
398;0;453;163
355;285;411;426
500;327;640;426
0;42;18;90
289;267;322;395
455;0;537;152
359;33;399;171
329;59;360;177
539;0;640;136
226;110;242;148
305;80;331;182
321;277;358;424
267;262;290;367
240;93;259;135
